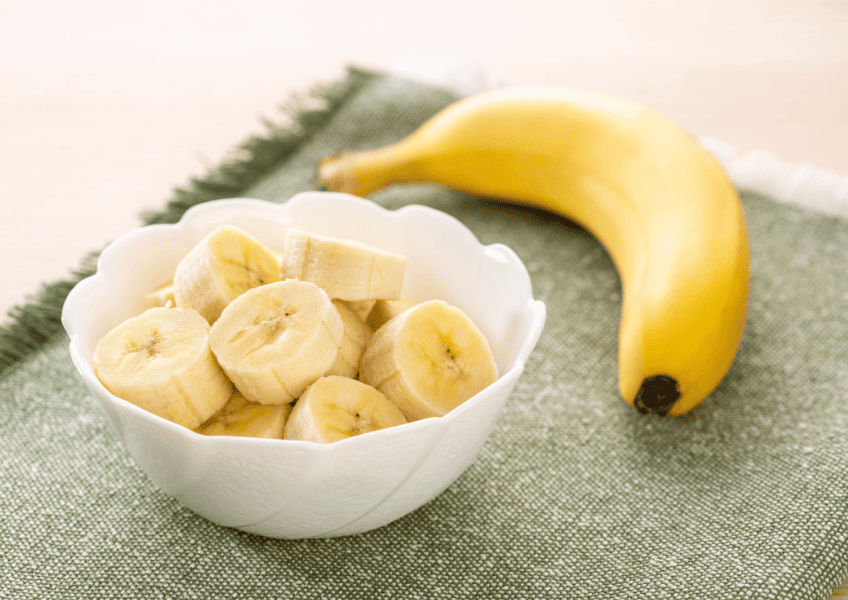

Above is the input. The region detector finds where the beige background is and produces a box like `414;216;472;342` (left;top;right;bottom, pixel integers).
1;0;847;595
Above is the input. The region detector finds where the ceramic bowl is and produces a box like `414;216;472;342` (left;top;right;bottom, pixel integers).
62;192;546;539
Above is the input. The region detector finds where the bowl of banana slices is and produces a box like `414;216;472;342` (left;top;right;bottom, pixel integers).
62;192;546;539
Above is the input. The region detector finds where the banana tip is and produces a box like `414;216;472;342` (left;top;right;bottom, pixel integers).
317;155;354;194
632;375;680;417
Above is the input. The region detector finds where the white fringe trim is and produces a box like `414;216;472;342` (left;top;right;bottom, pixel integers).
389;54;507;98
700;137;848;220
390;55;848;221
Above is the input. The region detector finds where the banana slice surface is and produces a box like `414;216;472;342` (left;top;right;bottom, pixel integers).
209;279;343;405
142;280;176;310
93;307;232;429
174;225;280;324
285;376;407;443
195;391;290;439
342;299;377;322
360;300;499;421
282;228;407;301
326;300;372;379
366;296;418;330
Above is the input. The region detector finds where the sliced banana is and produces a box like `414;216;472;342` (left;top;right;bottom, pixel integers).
142;280;176;310
93;307;233;430
366;296;418;331
281;228;407;301
270;249;286;266
284;376;407;443
342;299;377;322
174;225;280;324
360;300;499;421
209;279;343;405
195;391;290;439
326;300;371;379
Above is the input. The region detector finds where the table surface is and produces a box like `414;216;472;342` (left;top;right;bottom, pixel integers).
1;1;846;596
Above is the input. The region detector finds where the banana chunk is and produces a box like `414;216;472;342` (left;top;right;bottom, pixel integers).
342;299;377;322
195;391;290;439
174;225;280;324
365;296;418;331
284;376;407;443
142;280;176;310
360;300;498;421
209;279;344;405
93;307;233;430
281;228;407;301
326;300;371;379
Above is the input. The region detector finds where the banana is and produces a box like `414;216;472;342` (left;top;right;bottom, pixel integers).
174;225;280;324
208;279;343;405
343;299;377;322
92;307;233;429
359;300;499;421
326;300;371;379
284;375;407;443
281;228;407;301
365;296;418;331
142;280;176;310
318;87;750;417
195;391;290;439
270;249;286;266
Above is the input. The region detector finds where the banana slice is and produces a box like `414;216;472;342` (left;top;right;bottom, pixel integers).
325;300;371;379
209;279;344;405
342;299;377;322
93;307;233;430
195;391;290;439
284;376;407;443
270;249;286;266
359;300;499;421
366;296;418;331
174;225;280;324
281;228;407;301
142;280;176;310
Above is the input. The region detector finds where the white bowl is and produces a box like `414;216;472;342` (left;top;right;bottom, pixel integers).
62;192;546;539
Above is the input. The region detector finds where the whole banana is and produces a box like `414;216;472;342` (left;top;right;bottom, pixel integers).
318;87;750;417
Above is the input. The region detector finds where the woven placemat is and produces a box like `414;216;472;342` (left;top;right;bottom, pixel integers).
2;65;847;600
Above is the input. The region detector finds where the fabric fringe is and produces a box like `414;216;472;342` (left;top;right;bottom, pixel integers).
700;137;848;220
0;66;381;376
142;66;380;226
389;54;508;98
0;252;100;371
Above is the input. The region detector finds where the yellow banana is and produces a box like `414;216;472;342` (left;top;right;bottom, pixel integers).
317;87;750;417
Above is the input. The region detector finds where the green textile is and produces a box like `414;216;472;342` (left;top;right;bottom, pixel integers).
2;67;848;600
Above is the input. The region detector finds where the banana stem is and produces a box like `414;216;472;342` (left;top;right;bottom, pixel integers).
318;144;418;198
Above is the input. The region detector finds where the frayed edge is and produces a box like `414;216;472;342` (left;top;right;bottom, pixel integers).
0;66;382;376
0;251;99;371
701;137;848;220
388;53;507;98
141;66;381;226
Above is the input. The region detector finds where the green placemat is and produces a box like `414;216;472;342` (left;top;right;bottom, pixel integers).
3;66;848;600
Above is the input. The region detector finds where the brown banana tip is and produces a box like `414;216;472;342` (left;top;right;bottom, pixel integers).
316;155;352;193
633;374;680;417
